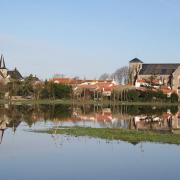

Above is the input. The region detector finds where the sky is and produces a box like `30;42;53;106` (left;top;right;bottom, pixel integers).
0;0;180;79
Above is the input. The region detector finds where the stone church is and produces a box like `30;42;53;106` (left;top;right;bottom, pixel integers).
129;58;180;91
0;54;23;84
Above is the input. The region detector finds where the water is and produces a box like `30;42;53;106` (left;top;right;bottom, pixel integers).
0;104;180;180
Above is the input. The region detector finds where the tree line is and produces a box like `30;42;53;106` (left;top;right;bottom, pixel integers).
0;74;178;103
0;74;72;100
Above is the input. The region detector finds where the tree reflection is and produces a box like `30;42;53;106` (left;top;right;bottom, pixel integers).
0;104;180;144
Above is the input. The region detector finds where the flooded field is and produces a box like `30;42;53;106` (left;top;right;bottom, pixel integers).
0;104;180;180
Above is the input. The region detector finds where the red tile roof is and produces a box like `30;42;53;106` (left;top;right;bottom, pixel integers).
77;82;117;92
50;78;83;85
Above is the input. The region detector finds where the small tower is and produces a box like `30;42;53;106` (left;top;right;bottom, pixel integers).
0;54;3;68
0;54;8;77
129;58;143;85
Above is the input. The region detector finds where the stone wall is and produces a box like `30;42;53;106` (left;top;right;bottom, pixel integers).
172;66;180;90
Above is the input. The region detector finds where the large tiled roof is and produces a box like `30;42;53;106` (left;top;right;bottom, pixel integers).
8;69;23;80
139;64;180;75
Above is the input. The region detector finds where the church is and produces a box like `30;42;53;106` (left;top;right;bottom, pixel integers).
0;54;23;84
129;58;180;92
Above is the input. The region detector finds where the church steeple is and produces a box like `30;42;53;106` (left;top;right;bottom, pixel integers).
0;54;2;69
2;55;6;69
0;54;6;69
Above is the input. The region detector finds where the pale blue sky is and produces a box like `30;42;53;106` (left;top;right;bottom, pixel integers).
0;0;180;79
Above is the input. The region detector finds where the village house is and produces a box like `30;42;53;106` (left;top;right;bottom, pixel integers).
0;54;23;84
50;77;83;86
50;77;118;98
73;80;117;99
129;58;180;94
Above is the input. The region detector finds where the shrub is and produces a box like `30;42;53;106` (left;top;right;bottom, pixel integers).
156;90;167;101
138;90;169;102
170;92;179;103
139;90;154;101
54;83;72;99
127;89;140;101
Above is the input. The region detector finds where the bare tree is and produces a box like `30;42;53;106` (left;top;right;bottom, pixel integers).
99;66;129;84
53;74;65;78
168;73;173;90
113;66;129;84
73;76;80;80
99;73;110;80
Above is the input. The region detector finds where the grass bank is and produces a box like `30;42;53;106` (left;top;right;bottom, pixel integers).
33;127;180;145
0;99;179;106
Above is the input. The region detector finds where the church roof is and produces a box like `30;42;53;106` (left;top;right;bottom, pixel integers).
0;54;23;80
129;58;143;63
8;68;23;80
139;64;180;75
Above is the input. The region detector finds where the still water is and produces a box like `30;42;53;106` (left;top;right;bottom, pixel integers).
0;104;180;180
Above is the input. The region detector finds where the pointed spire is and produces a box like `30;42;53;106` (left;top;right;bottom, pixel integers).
0;54;6;69
2;55;6;69
0;54;2;68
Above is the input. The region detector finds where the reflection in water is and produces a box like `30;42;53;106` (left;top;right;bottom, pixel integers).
0;130;4;144
61;105;180;132
0;104;180;143
1;104;180;180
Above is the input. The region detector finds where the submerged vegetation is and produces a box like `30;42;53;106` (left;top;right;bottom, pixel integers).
33;127;180;145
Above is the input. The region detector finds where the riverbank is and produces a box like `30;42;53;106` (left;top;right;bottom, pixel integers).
0;99;179;106
32;127;180;145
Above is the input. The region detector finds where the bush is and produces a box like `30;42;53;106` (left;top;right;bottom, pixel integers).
40;88;49;99
138;90;168;102
139;90;154;101
170;93;179;103
156;90;167;101
54;83;72;99
127;89;140;101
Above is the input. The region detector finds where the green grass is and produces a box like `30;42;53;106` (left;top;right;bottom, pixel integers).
0;98;179;106
32;127;180;145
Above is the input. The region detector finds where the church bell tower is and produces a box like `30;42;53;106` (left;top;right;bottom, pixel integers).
129;58;143;85
0;54;8;77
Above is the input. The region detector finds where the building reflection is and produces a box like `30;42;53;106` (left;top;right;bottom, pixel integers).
0;104;180;144
69;106;180;132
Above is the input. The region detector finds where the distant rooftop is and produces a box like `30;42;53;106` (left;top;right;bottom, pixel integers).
129;58;143;63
